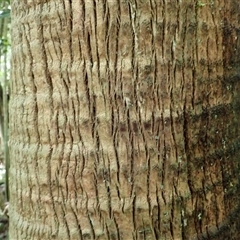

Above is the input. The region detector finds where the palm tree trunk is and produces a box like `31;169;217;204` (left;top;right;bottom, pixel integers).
9;1;240;239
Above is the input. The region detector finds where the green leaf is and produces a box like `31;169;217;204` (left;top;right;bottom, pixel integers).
0;9;10;19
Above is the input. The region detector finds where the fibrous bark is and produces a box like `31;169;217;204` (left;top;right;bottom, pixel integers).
9;0;240;239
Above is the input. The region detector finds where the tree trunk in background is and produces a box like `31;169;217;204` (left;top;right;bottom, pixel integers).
9;1;240;239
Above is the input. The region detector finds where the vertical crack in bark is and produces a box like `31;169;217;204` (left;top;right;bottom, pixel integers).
147;145;152;218
220;148;228;217
162;0;166;58
47;130;59;235
87;212;96;239
116;183;121;202
71;206;83;240
72;154;78;202
191;68;196;110
155;187;161;239
93;165;100;216
206;37;211;109
210;3;219;53
92;0;101;97
129;0;137;70
110;0;120;112
65;143;72;200
150;0;155;58
71;97;77;137
194;2;199;64
113;113;120;184
181;4;188;100
80;149;86;177
183;101;193;202
132;193;137;238
80;0;85;24
113;213;121;240
170;190;175;239
60;0;67;25
106;164;112;219
68;0;73;66
91;93;96;143
170;88;179;182
48;24;60;61
139;109;152;216
108;0;121;185
38;12;53;95
180;196;186;239
193;194;203;236
84;21;94;129
105;224;110;240
161;113;167;205
60;204;71;239
83;67;91;120
126;109;135;197
121;197;125;214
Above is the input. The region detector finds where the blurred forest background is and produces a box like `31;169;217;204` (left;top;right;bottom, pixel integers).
0;0;11;239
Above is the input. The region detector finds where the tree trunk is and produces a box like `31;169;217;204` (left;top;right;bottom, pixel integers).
9;1;240;239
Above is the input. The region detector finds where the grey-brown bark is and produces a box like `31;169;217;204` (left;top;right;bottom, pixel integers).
9;0;240;239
